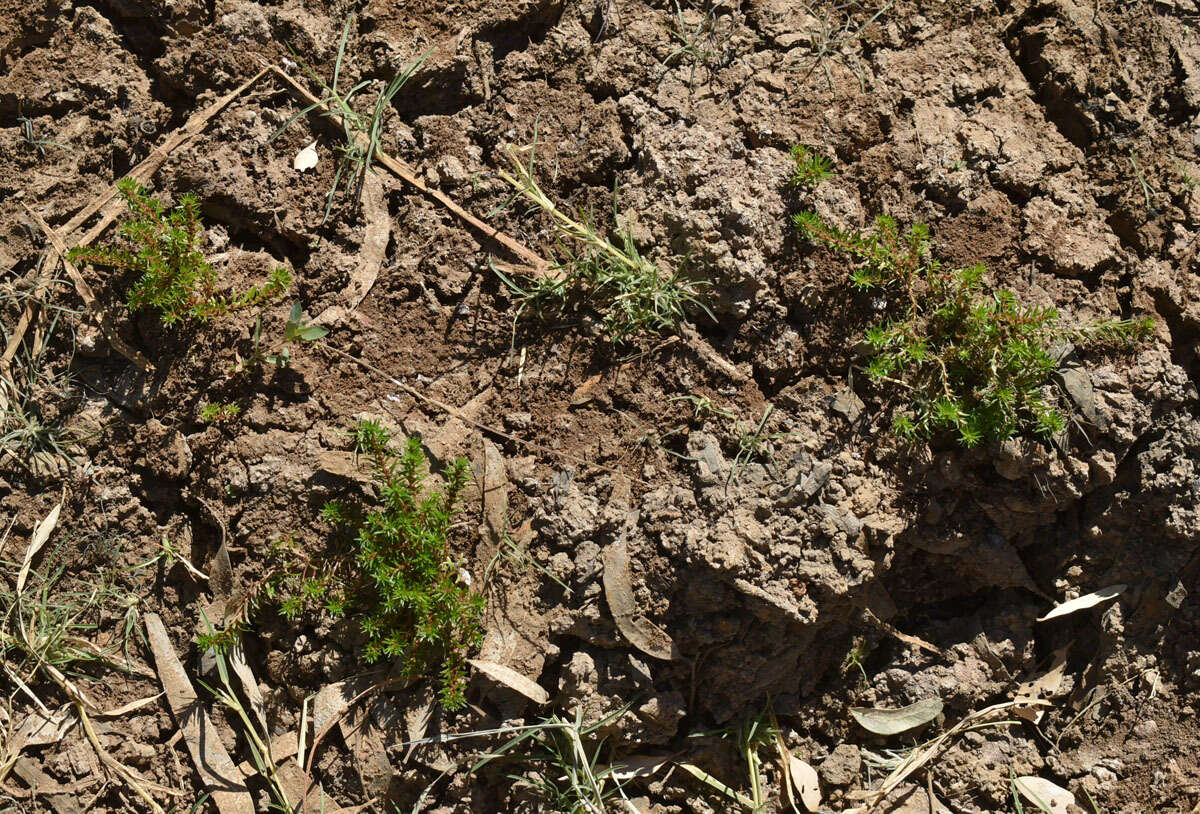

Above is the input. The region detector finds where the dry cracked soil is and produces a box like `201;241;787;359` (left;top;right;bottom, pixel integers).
3;0;1200;812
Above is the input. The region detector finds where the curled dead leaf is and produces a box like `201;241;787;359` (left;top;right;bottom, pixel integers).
467;658;549;705
17;502;61;594
602;540;679;661
1013;775;1075;812
294;140;318;171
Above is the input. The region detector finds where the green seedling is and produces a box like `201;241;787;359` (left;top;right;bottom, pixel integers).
670;394;736;421
271;14;432;225
788;144;835;188
493;136;712;345
18;115;69;158
199;402;241;423
794;211;1153;447
67;179;291;326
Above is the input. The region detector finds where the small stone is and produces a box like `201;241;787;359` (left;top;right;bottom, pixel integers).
820;743;862;786
829;388;865;423
798;460;832;500
1132;719;1158;739
1055;365;1102;426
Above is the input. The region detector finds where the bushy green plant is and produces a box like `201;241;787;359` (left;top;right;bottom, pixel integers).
67;178;291;326
794;211;1153;447
788;144;834;188
269;420;483;708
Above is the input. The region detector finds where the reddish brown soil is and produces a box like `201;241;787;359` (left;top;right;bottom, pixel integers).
2;0;1200;812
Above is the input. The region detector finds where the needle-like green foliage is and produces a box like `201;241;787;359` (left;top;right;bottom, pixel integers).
494;140;712;345
262;420;484;708
67;178;290;326
788;144;834;188
794;211;1154;447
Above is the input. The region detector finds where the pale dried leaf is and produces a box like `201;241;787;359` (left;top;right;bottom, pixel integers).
344;172;388;310
1014;776;1075;812
785;754;821;811
145;613;254;814
294;140;318;171
97;693;163;717
15;704;75;747
602;540;679;661
1013;647;1069;723
850;698;943;736
480;438;508;546
229;644;268;732
467;658;549;704
1037;585;1125;622
17;502;61;594
609;753;674;782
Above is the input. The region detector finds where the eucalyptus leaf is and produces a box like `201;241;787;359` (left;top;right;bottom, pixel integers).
850;698;943;736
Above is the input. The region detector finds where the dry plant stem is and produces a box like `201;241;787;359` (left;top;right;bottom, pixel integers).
20;204;153;372
317;341;649;485
2;68;270;370
855;699;1048;812
267;65;549;275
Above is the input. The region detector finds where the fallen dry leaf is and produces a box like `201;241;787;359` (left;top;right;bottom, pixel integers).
850;698;943;736
294;140;318;171
17;502;61;594
784;753;821;811
1037;585;1125;622
15;704;75;748
1013;775;1075;812
602;540;680;661
145;613;254;814
1013;647;1069;723
468;658;549;704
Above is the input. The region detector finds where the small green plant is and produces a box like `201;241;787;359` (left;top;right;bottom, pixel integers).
199;402;241;423
664;1;736;90
18;115;69;159
494;140;712;345
788;144;835;188
1;260;84;478
271;14;431;224
469;705;633;813
67;179;291;326
265;420;483;708
794;212;1154;446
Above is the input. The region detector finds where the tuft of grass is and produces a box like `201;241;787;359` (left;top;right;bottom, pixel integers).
664;1;737;91
788;144;835;188
222;419;485;709
271;13;432;225
0;537;145;686
67;178;291;327
493;139;712;345
18;115;69;159
0;274;84;477
794;0;893;93
794;211;1154;447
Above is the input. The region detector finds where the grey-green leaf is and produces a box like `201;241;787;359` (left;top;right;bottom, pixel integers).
850;698;943;735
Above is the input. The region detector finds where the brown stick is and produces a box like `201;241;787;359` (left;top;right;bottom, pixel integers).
266;65;549;275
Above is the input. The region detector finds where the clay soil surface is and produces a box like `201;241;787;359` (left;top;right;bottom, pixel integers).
3;0;1200;811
